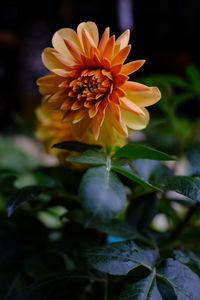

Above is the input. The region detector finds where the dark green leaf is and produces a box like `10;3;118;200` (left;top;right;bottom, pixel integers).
87;241;159;275
115;143;175;161
7;186;49;216
111;163;163;192
118;273;162;300
162;176;200;201
79;166;126;220
52;141;102;152
158;258;200;300
66;150;106;165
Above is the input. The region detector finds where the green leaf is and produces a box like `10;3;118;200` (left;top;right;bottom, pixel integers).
115;143;175;161
7;186;48;216
187;144;200;175
52;141;102;153
66;150;106;165
87;241;159;275
158;258;200;300
79;166;126;220
174;250;200;271
118;273;162;300
162;176;200;201
111;163;163;192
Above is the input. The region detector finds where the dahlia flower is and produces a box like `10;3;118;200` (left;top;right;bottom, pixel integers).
37;21;161;141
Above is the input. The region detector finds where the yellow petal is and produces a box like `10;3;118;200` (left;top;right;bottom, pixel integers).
120;97;145;115
42;48;66;71
52;28;81;58
126;87;161;107
121;107;150;130
77;21;99;49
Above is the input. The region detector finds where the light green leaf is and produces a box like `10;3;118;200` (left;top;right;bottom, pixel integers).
158;259;200;300
79;166;126;220
111;163;163;192
87;241;159;275
118;273;162;300
162;176;200;201
52;141;102;153
66;150;106;165
115;143;175;161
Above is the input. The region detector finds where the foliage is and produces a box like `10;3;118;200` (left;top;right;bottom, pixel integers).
1;66;200;299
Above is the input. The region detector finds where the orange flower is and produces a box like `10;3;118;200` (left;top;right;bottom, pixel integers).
35;105;126;162
37;21;161;140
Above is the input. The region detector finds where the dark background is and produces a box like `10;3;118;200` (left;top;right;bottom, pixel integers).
0;0;200;131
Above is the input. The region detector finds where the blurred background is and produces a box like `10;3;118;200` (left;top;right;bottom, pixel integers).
0;0;200;132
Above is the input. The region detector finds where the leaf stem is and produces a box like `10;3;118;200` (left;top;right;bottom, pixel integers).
170;202;200;241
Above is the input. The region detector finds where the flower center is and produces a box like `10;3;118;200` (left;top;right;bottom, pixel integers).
68;69;113;102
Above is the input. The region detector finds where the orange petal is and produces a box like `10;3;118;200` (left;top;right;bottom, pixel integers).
109;91;120;104
42;48;67;71
103;35;115;61
64;38;83;63
37;73;64;87
82;28;97;56
98;27;110;54
60;99;74;110
73;109;87;123
88;100;101;118
47;90;66;103
115;29;130;50
111;45;131;65
51;69;74;78
120;97;145;115
110;64;122;75
52;52;77;68
96;100;108;126
101;57;111;69
126;87;161;107
91;118;101;139
121;81;150;92
121;60;146;75
115;87;126;97
77;21;99;49
71;100;83;110
114;74;129;87
121;107;150;130
52;28;81;57
106;104;128;136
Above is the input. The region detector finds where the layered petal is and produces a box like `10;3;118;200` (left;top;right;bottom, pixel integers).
121;107;150;130
126;87;161;107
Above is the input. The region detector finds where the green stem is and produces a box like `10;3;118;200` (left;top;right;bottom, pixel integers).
104;280;108;300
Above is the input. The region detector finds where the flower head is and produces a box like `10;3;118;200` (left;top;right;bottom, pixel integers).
37;21;161;141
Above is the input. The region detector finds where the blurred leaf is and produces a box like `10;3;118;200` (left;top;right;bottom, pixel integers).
161;176;200;201
118;273;162;300
126;195;159;229
187;143;200;175
158;259;200;299
115;143;175;161
171;93;194;108
0;137;40;172
140;74;190;89
111;163;163;191
52;141;102;153
7;186;49;216
79;166;126;220
87;241;159;275
67;150;106;165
